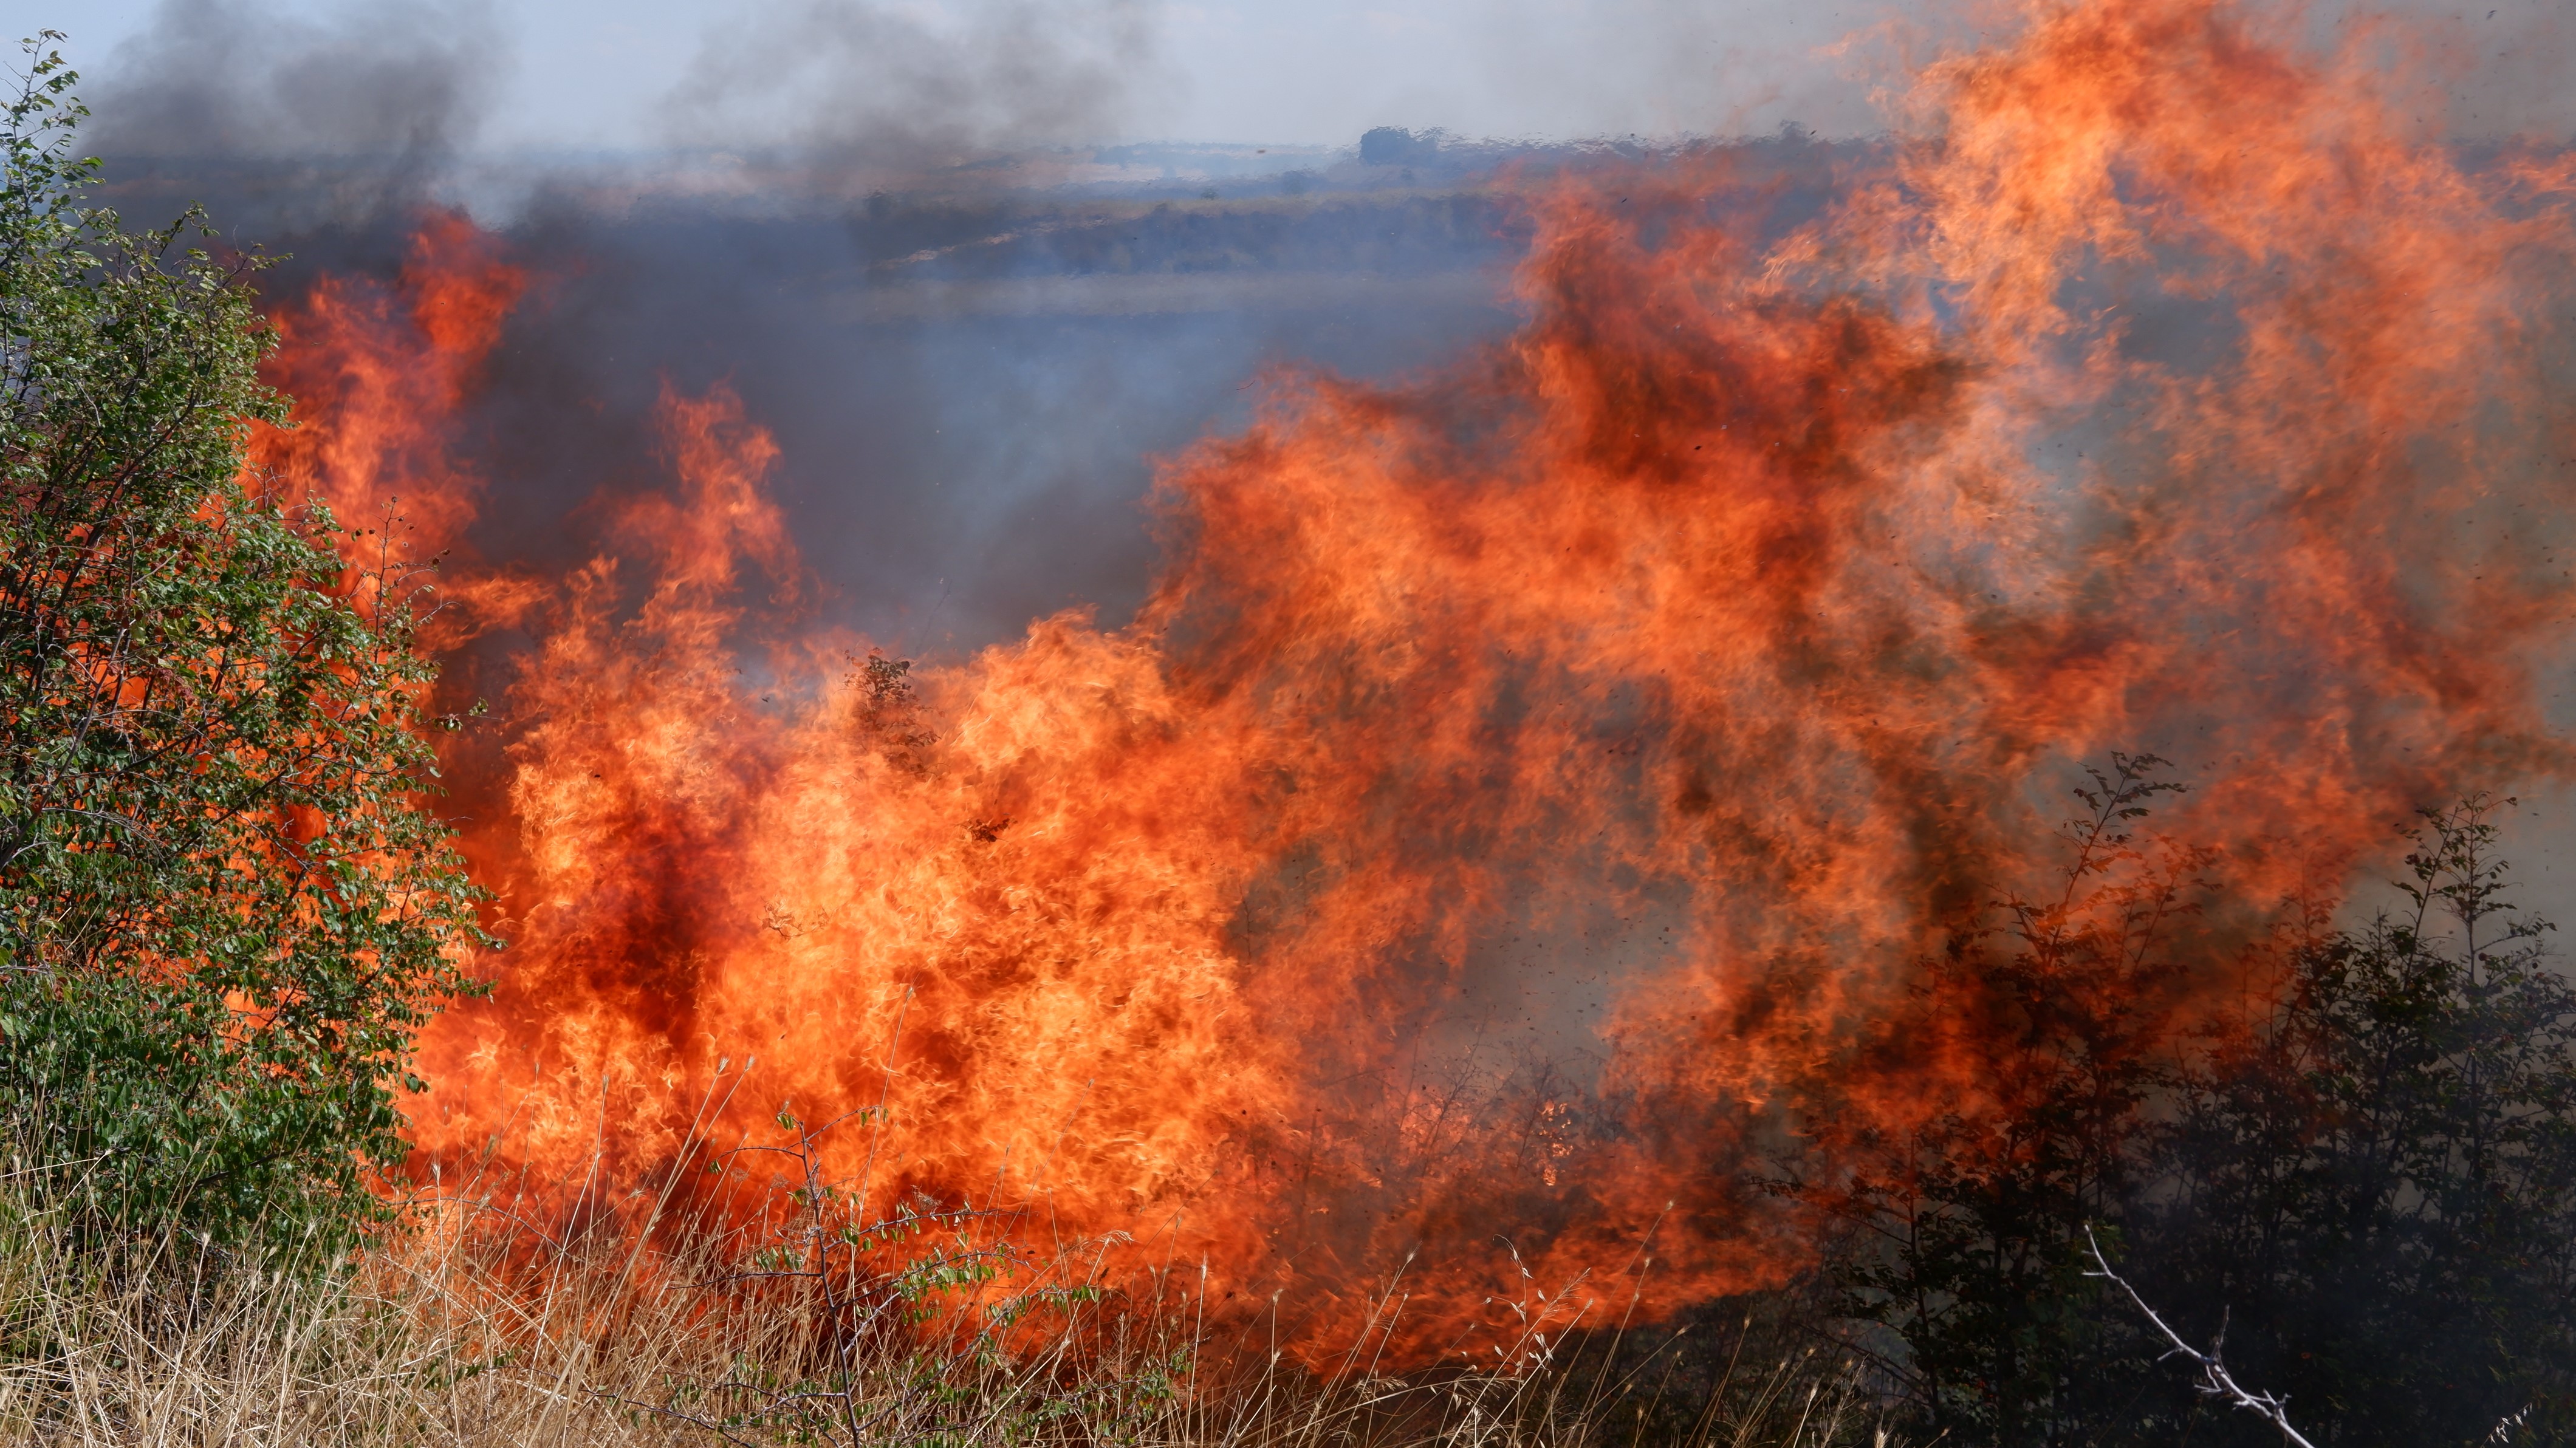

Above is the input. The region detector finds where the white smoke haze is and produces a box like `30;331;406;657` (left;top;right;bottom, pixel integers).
668;0;1165;165
30;0;1897;158
22;0;2574;170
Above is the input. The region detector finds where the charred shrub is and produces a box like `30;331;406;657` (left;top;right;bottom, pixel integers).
2136;800;2576;1444
1810;773;2576;1445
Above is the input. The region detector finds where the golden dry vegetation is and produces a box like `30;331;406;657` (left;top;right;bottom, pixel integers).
0;1167;1893;1448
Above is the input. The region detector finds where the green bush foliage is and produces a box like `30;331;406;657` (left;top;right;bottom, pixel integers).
0;37;484;1252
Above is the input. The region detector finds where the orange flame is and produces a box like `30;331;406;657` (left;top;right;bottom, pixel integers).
250;211;521;550
261;0;2576;1361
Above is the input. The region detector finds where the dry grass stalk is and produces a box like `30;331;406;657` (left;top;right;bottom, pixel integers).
0;1148;1895;1447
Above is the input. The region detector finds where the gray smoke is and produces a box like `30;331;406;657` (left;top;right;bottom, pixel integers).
666;0;1164;190
89;0;496;159
82;0;501;228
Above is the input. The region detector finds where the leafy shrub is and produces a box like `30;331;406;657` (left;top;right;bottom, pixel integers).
0;38;484;1254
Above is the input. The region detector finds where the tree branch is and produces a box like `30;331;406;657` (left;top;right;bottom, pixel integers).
2083;1225;2317;1448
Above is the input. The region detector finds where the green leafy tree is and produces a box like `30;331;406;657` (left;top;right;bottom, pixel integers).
0;36;485;1251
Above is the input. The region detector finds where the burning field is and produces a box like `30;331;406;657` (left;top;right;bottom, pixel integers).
190;0;2576;1407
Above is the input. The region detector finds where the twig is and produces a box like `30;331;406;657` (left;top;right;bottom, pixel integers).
2083;1225;2317;1448
584;1387;766;1448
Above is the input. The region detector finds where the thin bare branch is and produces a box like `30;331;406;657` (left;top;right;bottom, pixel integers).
2083;1225;2317;1448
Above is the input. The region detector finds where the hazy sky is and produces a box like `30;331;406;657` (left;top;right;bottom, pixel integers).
13;0;1891;154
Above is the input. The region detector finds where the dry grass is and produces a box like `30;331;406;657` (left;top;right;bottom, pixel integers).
0;1166;1896;1448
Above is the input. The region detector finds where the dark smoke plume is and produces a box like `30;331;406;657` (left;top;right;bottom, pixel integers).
83;0;500;230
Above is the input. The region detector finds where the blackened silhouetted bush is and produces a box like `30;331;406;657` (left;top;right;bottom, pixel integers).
2137;799;2576;1443
1807;768;2576;1445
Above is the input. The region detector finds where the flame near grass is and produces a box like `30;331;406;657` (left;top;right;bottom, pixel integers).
235;0;2576;1368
